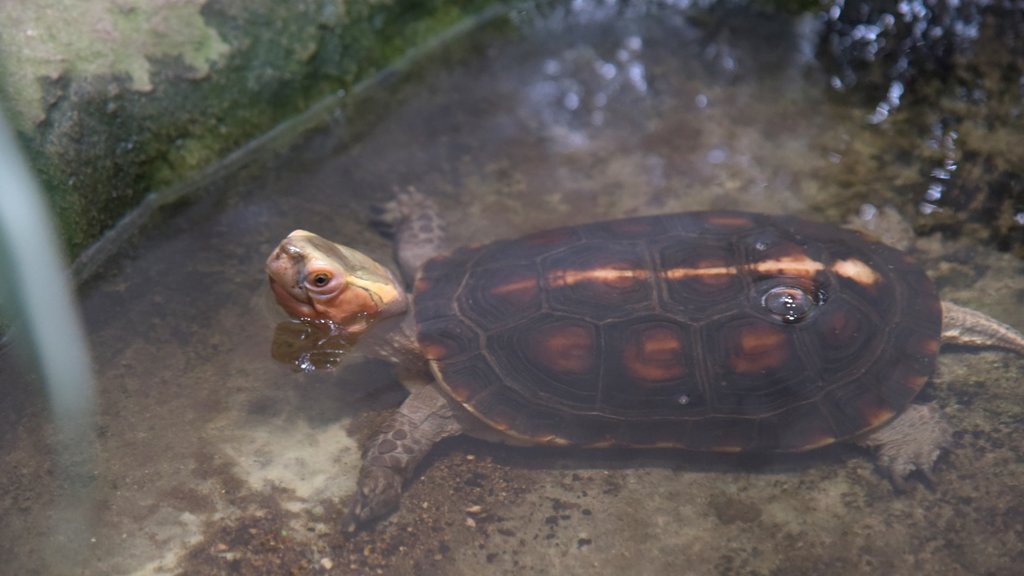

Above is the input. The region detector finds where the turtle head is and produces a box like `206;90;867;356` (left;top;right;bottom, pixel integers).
265;230;408;334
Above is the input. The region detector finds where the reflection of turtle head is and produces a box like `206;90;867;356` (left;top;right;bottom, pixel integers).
265;230;408;334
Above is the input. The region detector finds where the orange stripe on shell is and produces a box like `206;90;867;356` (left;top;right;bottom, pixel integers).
539;255;829;288
830;258;882;287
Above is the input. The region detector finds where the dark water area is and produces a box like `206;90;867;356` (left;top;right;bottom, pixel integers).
2;2;1023;574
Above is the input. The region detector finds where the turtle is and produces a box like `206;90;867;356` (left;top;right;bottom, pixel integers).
265;191;1024;531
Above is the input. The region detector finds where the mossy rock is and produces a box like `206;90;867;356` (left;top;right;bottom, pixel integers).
0;0;501;260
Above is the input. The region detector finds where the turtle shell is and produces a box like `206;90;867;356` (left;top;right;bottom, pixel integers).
413;211;942;452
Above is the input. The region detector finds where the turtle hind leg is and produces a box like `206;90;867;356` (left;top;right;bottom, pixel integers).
856;403;953;490
941;301;1024;355
342;384;464;532
371;187;446;285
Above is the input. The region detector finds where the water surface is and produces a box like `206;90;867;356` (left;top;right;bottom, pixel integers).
2;4;1022;575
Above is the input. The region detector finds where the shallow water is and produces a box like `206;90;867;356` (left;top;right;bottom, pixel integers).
2;4;1023;575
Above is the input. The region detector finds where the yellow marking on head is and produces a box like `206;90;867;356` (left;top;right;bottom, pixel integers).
346;270;404;314
831;258;882;286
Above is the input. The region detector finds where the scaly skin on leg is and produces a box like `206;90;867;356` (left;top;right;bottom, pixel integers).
345;188;453;530
371;187;447;285
342;384;464;531
941;301;1024;355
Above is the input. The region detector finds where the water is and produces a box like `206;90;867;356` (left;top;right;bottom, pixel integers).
0;106;98;575
2;4;1023;575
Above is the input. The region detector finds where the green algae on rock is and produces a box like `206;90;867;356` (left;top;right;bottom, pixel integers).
0;0;502;261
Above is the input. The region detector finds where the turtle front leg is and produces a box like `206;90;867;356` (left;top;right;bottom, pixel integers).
856;403;952;489
372;187;447;285
343;384;464;531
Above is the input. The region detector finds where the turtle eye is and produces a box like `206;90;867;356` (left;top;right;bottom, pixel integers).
306;271;333;289
762;285;818;324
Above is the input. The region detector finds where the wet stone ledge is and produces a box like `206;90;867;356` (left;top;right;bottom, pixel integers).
0;0;501;261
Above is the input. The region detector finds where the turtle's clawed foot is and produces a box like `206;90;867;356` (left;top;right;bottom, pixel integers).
341;385;463;532
857;403;953;489
371;187;446;283
341;465;403;532
371;187;438;236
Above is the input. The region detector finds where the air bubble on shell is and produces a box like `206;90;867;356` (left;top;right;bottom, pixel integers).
763;285;816;323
